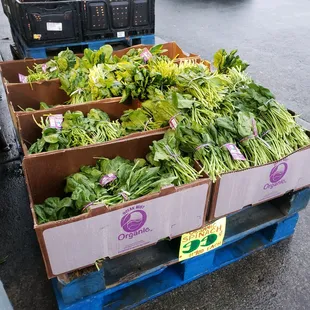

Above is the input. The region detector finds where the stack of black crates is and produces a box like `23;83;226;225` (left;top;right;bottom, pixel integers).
1;0;155;48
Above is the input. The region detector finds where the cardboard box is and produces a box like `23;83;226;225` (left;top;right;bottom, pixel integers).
208;142;310;220
7;79;69;112
17;98;169;156
7;81;124;137
23;132;211;278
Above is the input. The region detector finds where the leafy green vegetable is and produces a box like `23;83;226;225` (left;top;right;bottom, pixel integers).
34;197;77;224
213;49;249;73
29;109;122;154
35;155;181;223
31;47;310;225
147;130;201;185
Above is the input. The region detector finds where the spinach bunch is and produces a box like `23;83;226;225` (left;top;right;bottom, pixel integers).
35;197;78;224
175;121;249;182
147;130;201;185
213;49;249;74
176;65;228;110
120;108;160;133
35;156;178;223
29;109;122;154
27;49;78;82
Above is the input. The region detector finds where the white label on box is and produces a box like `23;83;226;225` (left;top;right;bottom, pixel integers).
46;22;63;32
117;31;125;38
43;182;209;275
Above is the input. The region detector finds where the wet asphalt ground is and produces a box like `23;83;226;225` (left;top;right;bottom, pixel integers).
0;0;310;309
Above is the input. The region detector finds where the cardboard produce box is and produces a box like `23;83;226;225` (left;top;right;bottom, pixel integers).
7;80;69;111
23;132;211;278
6;81;124;135
6;80;69;130
208;141;310;220
17;98;169;156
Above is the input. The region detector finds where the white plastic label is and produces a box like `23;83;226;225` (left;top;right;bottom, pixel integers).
46;22;63;31
117;31;125;38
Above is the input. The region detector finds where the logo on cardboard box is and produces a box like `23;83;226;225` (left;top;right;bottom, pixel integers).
264;161;288;190
118;205;151;240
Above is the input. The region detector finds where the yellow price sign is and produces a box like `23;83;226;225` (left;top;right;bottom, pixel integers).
179;217;226;262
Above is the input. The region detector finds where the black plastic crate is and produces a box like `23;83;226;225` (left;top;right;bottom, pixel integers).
8;0;82;47
81;0;155;41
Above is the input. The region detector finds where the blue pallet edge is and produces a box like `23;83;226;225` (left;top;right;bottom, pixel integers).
11;24;155;59
53;212;300;310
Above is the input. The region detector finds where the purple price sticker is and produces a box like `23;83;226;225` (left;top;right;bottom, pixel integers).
18;74;28;83
82;202;94;212
100;173;117;187
169;117;178;130
252;118;258;136
140;48;153;62
49;114;63;129
121;191;129;201
42;64;47;73
224;143;246;161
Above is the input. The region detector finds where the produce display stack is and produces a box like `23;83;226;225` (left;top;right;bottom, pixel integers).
0;42;310;308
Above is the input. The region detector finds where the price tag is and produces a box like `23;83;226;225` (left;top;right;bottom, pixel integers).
169;117;178;130
46;22;63;31
179;217;226;262
100;173;117;187
140;48;153;62
49;114;63;129
41;64;47;73
252;118;258;137
18;74;27;83
224;143;246;161
121;191;130;201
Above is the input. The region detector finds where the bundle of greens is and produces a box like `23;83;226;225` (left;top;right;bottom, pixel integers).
35;156;178;224
176;63;228;110
213;49;249;74
120;108;160;133
29;109;122;154
175;121;250;182
27;49;78;82
147;130;201;185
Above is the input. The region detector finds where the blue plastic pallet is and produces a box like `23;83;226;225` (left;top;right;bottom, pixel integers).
51;188;310;310
11;24;155;59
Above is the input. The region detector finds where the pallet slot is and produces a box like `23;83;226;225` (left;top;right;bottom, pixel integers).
225;202;283;241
